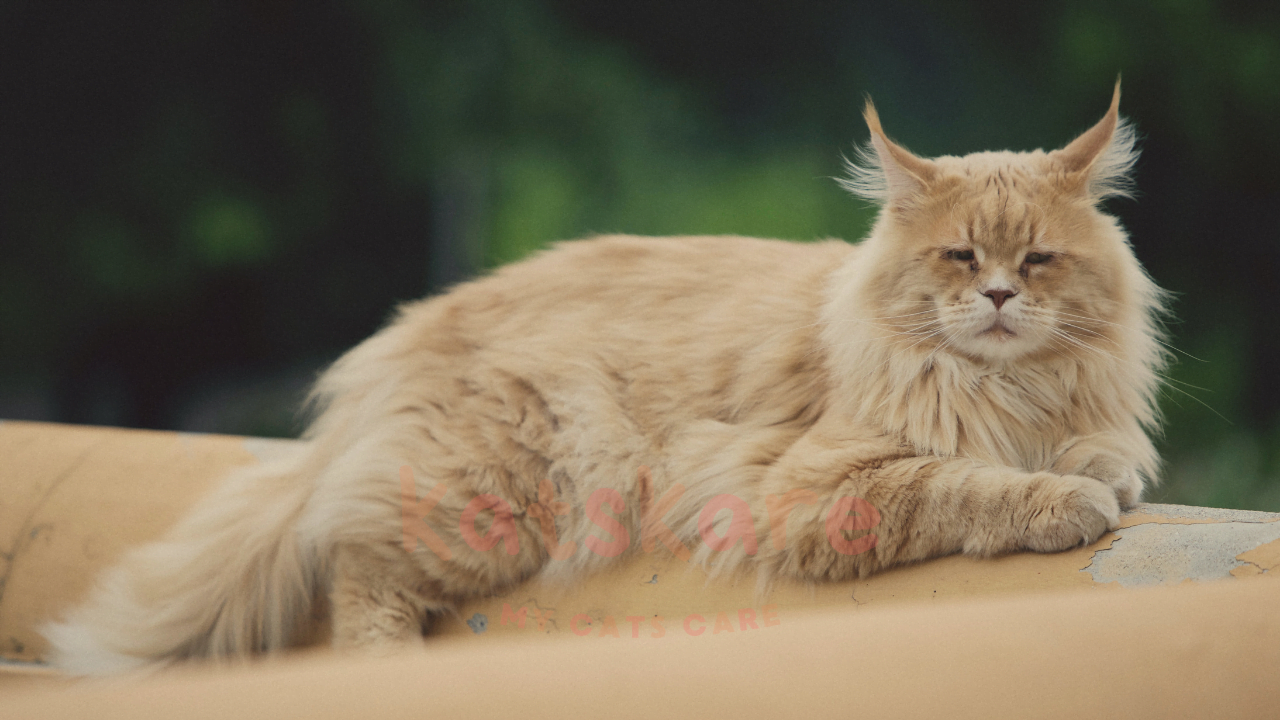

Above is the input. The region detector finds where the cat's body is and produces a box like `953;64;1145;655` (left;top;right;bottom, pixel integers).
45;85;1167;673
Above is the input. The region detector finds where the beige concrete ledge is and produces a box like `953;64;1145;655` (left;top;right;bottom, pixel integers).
6;575;1280;719
1;420;1278;716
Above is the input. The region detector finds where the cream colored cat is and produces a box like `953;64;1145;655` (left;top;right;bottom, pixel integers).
44;83;1166;673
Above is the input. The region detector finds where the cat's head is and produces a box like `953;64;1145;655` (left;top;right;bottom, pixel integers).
839;82;1161;366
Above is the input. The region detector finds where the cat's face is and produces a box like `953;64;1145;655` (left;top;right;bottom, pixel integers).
882;158;1127;363
847;86;1141;366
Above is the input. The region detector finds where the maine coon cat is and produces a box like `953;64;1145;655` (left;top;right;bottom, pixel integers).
45;83;1166;673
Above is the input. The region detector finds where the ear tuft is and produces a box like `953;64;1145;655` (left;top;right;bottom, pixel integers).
838;98;936;206
1053;79;1140;201
838;141;890;205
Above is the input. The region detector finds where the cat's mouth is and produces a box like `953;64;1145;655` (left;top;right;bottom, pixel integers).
980;319;1017;338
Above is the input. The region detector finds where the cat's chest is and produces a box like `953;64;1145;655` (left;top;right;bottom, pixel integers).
897;367;1076;470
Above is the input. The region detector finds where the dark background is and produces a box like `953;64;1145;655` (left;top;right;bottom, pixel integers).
2;0;1278;510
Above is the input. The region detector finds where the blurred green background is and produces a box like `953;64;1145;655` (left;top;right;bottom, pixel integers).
1;0;1277;510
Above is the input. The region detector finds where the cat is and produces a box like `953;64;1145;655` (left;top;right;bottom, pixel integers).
43;82;1167;674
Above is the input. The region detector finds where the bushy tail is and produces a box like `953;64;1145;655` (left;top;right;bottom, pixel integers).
42;453;325;675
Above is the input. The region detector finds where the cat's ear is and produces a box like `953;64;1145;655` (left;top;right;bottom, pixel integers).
1050;79;1139;201
840;99;937;207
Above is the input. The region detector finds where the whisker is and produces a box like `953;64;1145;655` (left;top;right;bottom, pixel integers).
1044;328;1230;424
1053;309;1206;363
781;306;941;337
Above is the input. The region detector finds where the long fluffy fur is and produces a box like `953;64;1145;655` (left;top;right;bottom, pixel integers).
45;92;1166;674
42;453;323;674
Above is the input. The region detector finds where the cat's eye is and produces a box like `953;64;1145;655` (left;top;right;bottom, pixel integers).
945;249;975;261
1024;252;1053;265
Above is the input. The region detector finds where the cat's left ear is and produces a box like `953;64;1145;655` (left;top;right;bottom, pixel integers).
1050;79;1139;201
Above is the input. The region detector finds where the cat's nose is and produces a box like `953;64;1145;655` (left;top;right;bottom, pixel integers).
983;288;1017;310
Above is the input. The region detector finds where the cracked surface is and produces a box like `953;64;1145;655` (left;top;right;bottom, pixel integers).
1084;521;1280;587
1120;503;1280;526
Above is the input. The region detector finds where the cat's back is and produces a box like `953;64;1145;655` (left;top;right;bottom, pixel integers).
309;234;853;463
417;234;857;347
511;233;852;291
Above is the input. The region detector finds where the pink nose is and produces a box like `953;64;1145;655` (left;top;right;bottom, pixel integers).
984;288;1017;310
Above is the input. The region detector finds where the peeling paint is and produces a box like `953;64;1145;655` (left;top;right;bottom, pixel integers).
1128;504;1280;523
1085;521;1280;587
465;613;488;633
1232;537;1280;578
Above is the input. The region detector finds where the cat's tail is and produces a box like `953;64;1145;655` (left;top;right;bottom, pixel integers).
41;450;325;675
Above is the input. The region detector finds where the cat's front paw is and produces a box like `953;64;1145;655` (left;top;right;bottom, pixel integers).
1082;459;1142;509
1020;475;1120;553
1052;442;1143;509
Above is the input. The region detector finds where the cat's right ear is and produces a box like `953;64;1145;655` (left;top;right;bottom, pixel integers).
840;99;937;207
